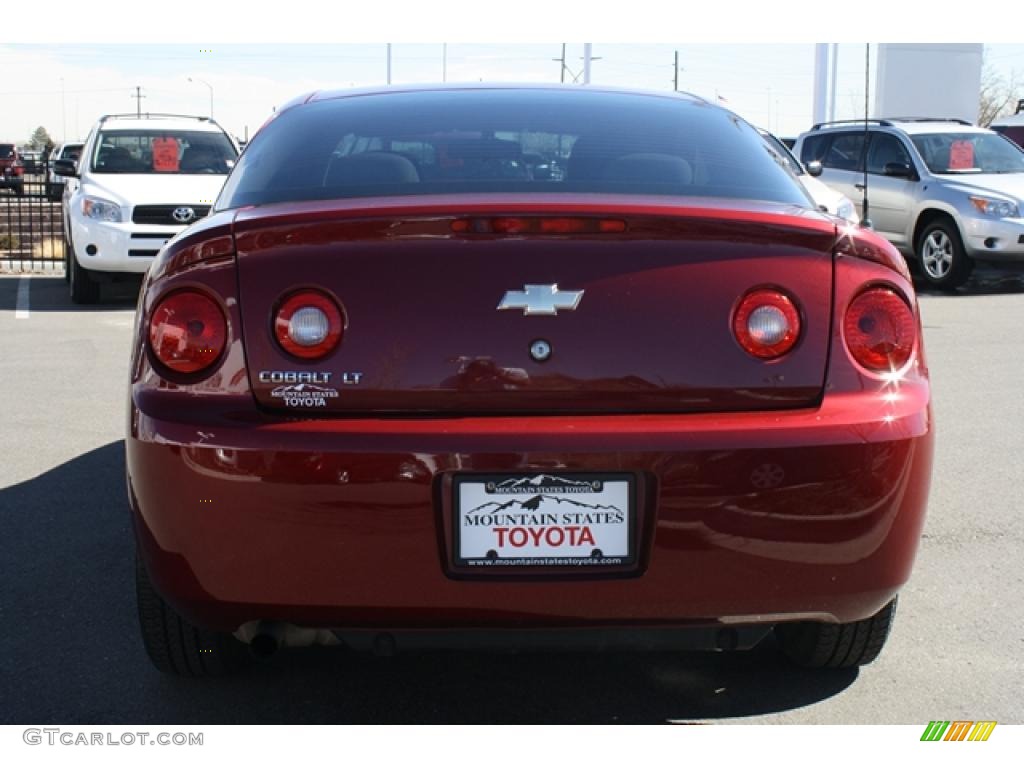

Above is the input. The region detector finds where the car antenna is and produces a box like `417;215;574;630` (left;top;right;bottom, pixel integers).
861;43;872;229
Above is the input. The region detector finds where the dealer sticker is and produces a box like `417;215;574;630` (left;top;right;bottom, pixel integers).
454;473;634;568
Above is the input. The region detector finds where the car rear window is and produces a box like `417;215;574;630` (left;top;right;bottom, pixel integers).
216;89;811;210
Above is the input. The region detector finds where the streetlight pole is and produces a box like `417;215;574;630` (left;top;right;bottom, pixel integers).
188;77;214;119
60;77;66;141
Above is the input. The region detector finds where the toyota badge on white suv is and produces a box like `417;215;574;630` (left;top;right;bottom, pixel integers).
54;113;238;303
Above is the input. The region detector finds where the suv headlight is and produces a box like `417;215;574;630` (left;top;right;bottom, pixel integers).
82;196;123;222
969;196;1019;219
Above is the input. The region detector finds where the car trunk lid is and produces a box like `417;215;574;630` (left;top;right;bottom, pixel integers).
233;195;837;416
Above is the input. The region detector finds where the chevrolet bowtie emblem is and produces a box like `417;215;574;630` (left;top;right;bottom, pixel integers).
497;284;584;316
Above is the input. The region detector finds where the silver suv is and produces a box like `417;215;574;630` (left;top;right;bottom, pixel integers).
793;118;1024;289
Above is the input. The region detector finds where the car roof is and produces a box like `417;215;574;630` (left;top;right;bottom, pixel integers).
304;82;708;106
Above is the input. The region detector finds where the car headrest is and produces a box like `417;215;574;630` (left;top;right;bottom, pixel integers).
600;153;693;185
324;152;421;186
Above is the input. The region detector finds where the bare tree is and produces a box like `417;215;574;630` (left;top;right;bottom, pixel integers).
978;64;1020;127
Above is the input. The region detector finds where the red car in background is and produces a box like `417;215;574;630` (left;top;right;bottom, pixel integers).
0;143;25;196
127;85;933;676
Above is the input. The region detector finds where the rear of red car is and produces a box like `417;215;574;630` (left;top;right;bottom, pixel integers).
126;86;932;676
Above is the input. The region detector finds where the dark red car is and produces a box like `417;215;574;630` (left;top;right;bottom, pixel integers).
0;143;25;196
127;85;933;676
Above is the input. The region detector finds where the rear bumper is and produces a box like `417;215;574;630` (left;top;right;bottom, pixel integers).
128;389;933;634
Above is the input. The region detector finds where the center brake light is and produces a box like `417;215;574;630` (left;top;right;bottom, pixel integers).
451;217;627;234
733;289;802;360
274;290;345;359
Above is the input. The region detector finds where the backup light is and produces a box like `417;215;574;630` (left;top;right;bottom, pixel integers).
274;290;344;359
733;289;801;359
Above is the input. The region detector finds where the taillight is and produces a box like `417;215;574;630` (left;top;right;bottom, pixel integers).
733;289;801;359
274;290;344;359
148;290;227;375
843;287;915;372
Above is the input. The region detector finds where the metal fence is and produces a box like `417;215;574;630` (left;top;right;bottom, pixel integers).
0;166;66;273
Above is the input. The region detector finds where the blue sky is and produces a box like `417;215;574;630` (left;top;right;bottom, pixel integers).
3;42;1023;144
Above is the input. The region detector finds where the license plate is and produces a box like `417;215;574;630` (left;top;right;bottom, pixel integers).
453;473;635;568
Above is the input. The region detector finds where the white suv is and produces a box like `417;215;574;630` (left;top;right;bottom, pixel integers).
55;113;238;303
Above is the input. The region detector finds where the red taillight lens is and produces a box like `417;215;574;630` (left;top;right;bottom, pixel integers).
148;290;227;374
843;287;915;372
733;289;801;359
274;290;344;359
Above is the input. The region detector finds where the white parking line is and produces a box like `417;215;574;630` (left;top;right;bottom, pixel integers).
15;277;30;319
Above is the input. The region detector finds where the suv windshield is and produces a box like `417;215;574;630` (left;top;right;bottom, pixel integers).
91;129;237;174
910;132;1024;174
217;89;811;210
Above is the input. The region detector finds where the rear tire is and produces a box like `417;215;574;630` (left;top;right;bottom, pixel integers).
69;247;100;304
135;553;251;677
775;597;898;669
916;219;972;291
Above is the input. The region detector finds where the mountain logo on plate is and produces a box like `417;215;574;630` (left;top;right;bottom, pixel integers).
485;474;602;494
270;383;339;408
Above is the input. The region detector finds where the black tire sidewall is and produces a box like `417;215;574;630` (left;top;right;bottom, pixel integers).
69;241;100;303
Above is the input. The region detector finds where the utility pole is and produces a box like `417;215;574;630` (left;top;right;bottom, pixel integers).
582;43;593;84
131;86;145;118
673;50;680;92
812;44;828;126
60;77;66;141
386;43;392;85
829;42;839;122
553;43;567;83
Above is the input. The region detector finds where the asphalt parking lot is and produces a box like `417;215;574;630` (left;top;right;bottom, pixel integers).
1;271;1022;725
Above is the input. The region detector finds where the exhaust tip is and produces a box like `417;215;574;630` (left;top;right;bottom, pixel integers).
250;632;280;659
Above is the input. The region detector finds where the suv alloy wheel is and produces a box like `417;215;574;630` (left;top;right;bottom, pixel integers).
916;218;973;290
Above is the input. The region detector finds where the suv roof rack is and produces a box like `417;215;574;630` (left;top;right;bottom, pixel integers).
811;118;894;130
810;117;974;131
98;113;215;124
882;117;973;125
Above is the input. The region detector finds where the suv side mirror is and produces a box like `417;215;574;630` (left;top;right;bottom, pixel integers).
53;158;78;178
883;162;915;179
805;160;823;177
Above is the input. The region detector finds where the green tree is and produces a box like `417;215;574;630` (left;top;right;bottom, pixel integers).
28;126;53;150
